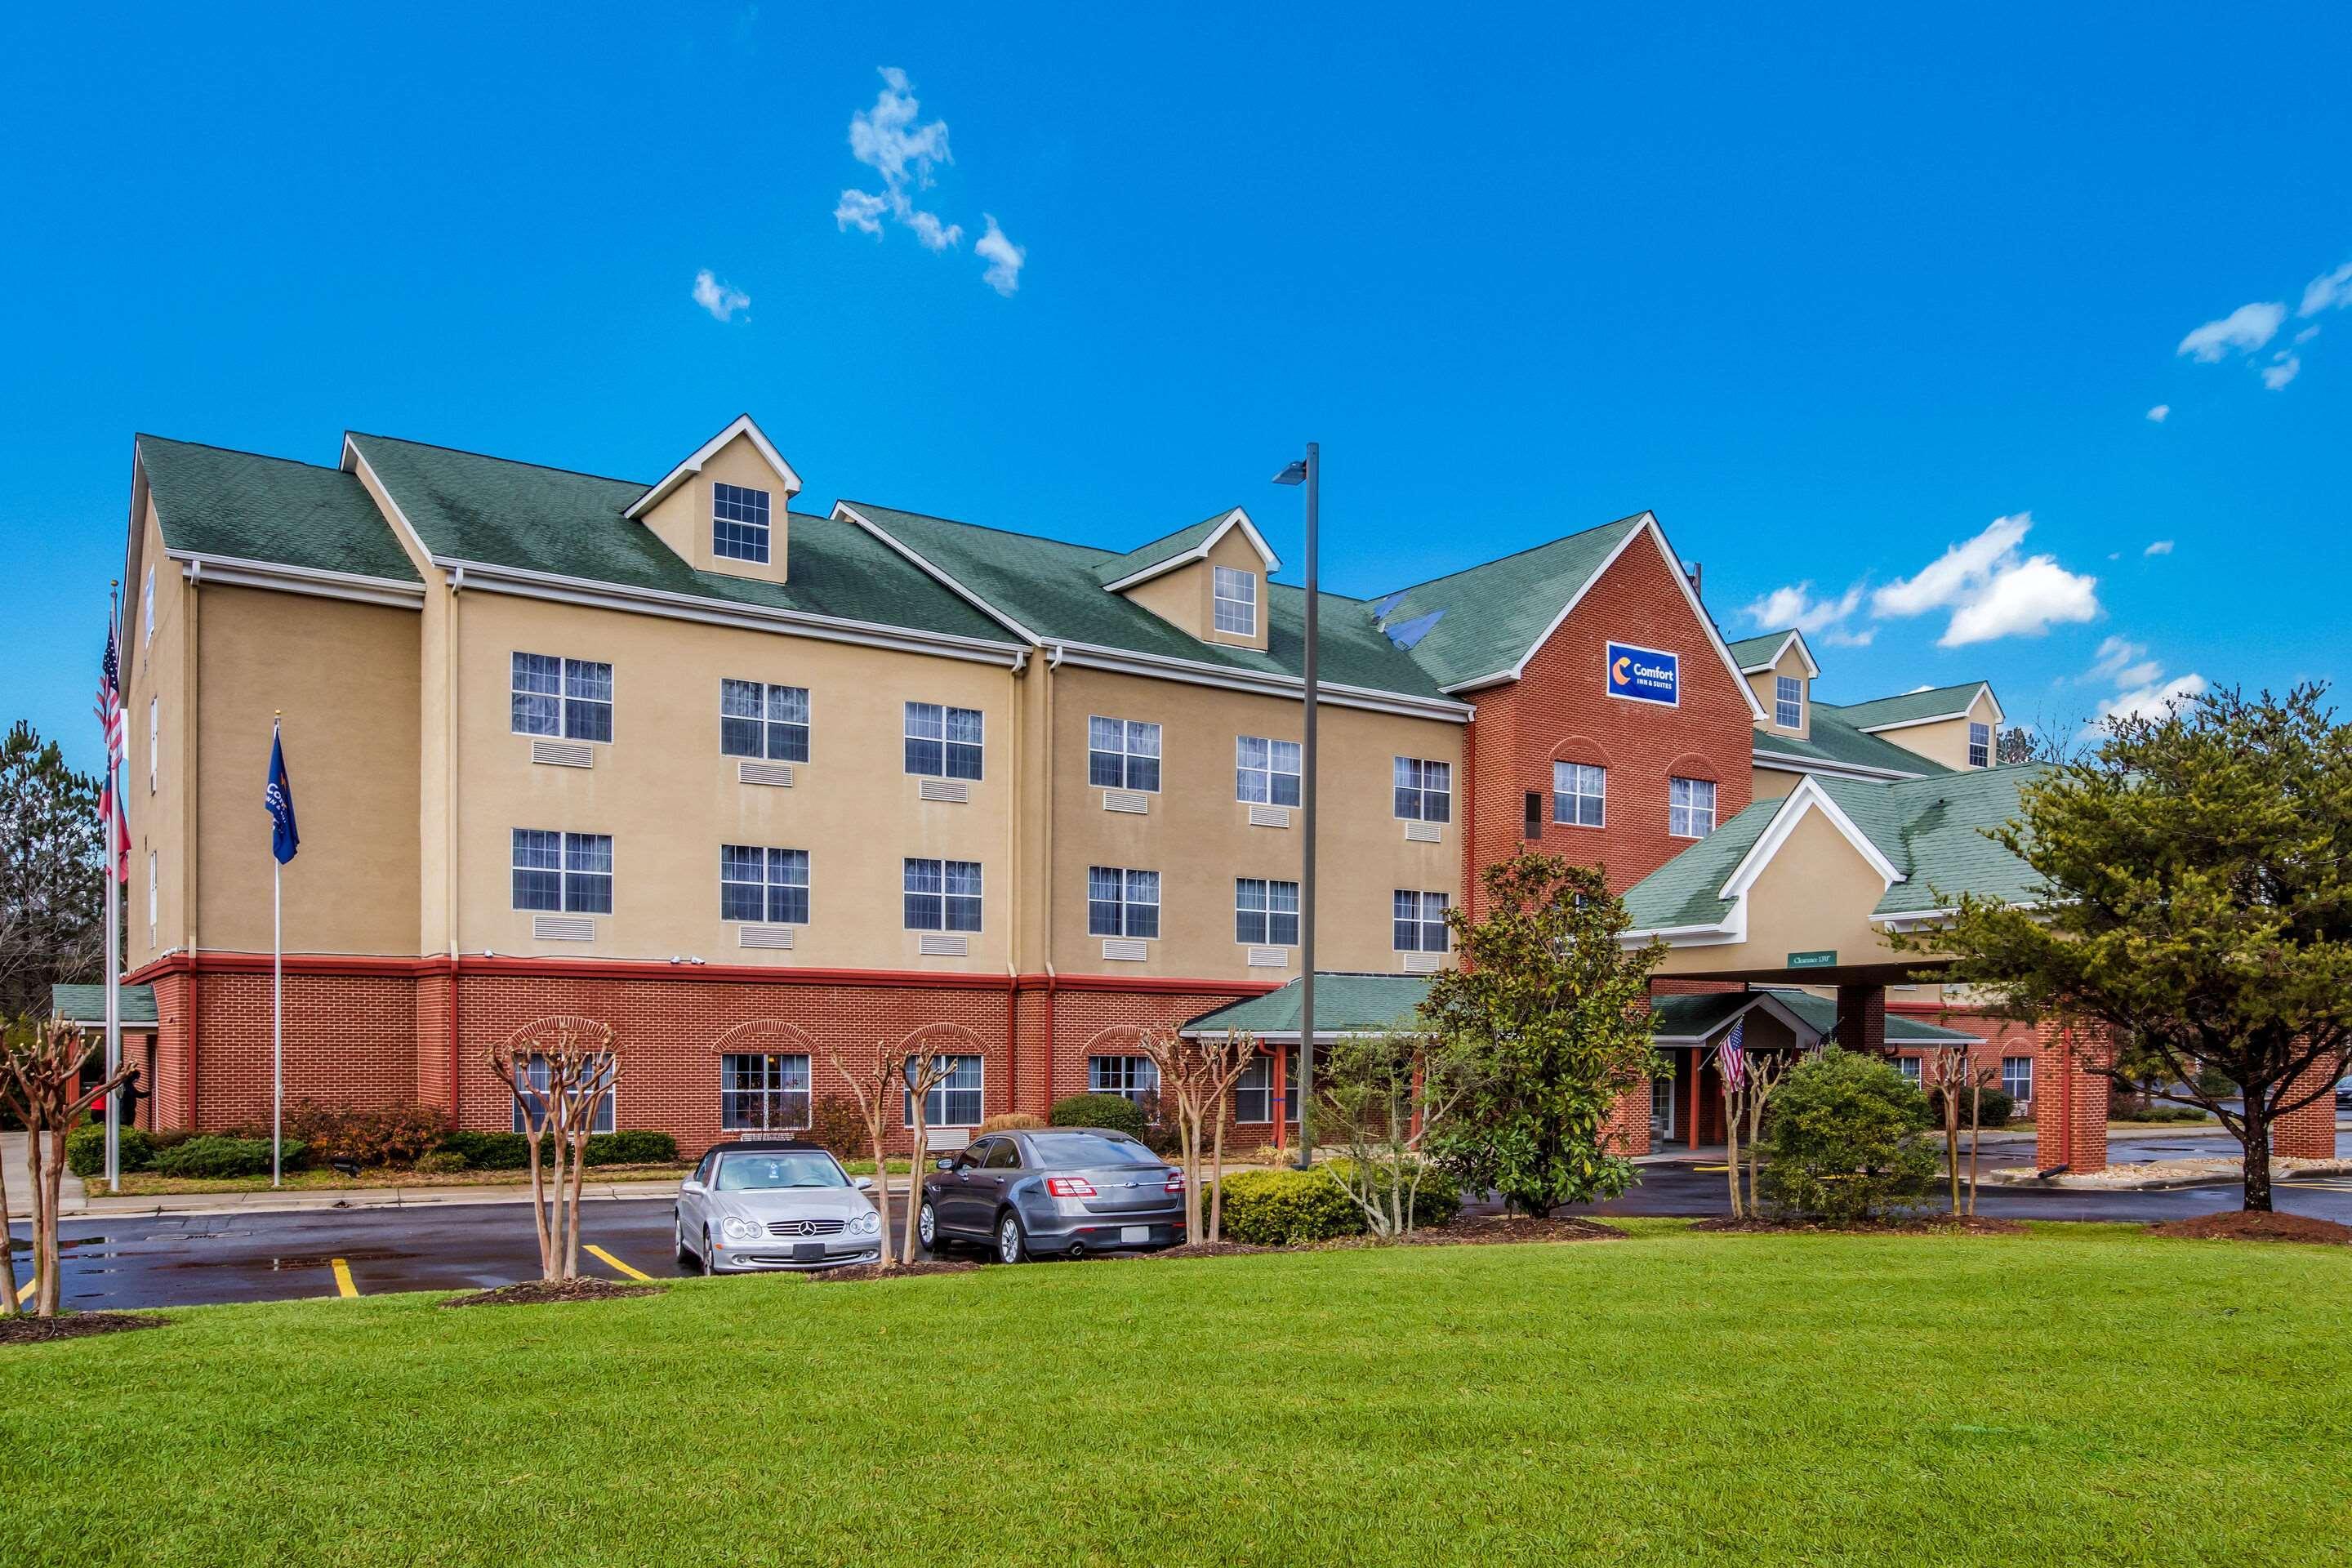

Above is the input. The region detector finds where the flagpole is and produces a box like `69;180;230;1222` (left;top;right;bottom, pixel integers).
272;713;283;1190
105;584;122;1195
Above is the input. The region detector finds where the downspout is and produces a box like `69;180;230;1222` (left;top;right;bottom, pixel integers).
184;557;203;1128
1040;642;1063;1107
446;566;465;1121
1460;715;1476;925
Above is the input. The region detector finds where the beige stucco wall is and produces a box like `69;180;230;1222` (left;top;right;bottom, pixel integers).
1744;642;1811;740
192;586;423;955
1654;804;1897;977
638;433;795;586
123;501;190;968
1749;764;1806;800
1042;665;1462;979
1873;688;2001;770
448;590;1018;971
1120;525;1272;653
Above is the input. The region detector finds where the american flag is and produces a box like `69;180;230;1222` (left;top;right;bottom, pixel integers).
1719;1018;1747;1094
95;626;128;882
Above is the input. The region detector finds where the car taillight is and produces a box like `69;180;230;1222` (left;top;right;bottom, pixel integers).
1045;1177;1097;1197
1163;1169;1185;1194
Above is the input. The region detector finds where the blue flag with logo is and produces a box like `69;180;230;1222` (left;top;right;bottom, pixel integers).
265;724;300;865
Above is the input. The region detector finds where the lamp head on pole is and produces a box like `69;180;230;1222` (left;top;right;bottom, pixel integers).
1272;459;1307;486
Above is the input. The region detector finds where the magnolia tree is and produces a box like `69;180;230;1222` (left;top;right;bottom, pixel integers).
0;1017;130;1316
1319;1022;1481;1237
1913;684;2352;1212
487;1016;619;1282
1136;1025;1257;1244
1423;853;1665;1214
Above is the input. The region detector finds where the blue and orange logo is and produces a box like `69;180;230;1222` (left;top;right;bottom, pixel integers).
1605;642;1678;705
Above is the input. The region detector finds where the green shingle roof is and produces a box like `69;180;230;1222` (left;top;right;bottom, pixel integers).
841;501;1454;699
1367;513;1650;690
346;435;1013;645
1754;702;1955;778
51;984;158;1026
1181;974;1434;1037
138;436;422;583
1757;990;1981;1045
1089;512;1239;586
1832;682;1988;730
1724;630;1794;669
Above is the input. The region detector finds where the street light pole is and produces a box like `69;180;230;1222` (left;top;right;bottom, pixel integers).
1274;443;1320;1169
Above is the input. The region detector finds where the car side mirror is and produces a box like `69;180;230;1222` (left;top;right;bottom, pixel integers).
854;1176;874;1191
679;1179;703;1195
933;1157;956;1171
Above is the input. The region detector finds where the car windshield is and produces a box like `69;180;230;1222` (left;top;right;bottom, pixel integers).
713;1152;849;1191
1027;1134;1159;1168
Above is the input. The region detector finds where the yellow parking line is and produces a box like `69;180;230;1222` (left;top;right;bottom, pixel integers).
13;1276;33;1304
585;1245;653;1281
330;1258;358;1298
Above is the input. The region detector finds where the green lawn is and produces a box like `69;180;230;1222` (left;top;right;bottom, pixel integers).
2;1222;2345;1566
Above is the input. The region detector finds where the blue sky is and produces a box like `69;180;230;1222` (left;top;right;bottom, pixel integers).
5;2;2348;774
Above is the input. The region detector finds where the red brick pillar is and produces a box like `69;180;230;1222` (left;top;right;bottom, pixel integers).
1604;1082;1653;1157
1834;985;1886;1054
2034;1018;2114;1174
2274;1056;2341;1160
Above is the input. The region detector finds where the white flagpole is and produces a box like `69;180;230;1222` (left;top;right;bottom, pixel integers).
272;716;283;1189
105;586;122;1194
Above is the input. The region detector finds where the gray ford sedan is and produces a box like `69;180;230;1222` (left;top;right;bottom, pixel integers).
918;1127;1186;1263
675;1139;885;1273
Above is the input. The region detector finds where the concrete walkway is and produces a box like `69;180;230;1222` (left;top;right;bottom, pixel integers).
0;1131;86;1212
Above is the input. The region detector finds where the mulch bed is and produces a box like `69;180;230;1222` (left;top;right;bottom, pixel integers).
804;1260;982;1283
0;1312;167;1346
440;1277;664;1308
2149;1211;2352;1245
1352;1215;1623;1248
1691;1214;2029;1236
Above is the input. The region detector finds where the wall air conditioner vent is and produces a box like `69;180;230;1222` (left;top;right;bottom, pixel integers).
1102;790;1149;815
1400;951;1443;974
1101;938;1147;962
919;934;969;956
1246;947;1290;969
919;779;970;804
1403;821;1443;844
738;924;797;950
1247;805;1291;829
531;740;594;769
532;915;595;942
737;761;795;788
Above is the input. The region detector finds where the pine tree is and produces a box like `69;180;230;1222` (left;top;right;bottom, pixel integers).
0;722;107;1019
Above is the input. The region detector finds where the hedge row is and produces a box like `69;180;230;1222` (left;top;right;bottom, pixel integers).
65;1121;677;1178
1214;1162;1461;1245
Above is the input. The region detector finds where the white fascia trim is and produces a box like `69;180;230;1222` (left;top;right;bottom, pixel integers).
1871;898;2045;933
1049;639;1473;723
1750;748;1927;782
171;550;426;610
1618;913;1747;947
1719;777;1906;902
1175;1027;1404;1042
438;558;1027;668
830;502;1045;646
341;437;451;579
1097;509;1283;592
1735;630;1821;679
1438;516;1769;719
622;414;803;519
1854;685;1999;733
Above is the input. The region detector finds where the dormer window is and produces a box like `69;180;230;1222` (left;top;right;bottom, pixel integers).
713;482;772;564
1213;566;1257;636
1775;675;1803;729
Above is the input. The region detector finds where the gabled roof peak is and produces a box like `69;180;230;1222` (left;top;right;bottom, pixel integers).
1094;506;1280;592
622;414;801;521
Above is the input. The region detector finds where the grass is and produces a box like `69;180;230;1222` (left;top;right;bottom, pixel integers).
2;1222;2346;1566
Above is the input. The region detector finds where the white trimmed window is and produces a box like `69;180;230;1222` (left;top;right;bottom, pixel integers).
1236;877;1300;946
1393;890;1450;953
712;481;772;564
1088;1055;1159;1104
511;1053;617;1134
148;697;158;793
904;858;982;932
1668;777;1717;839
1088;866;1160;938
142;566;154;646
905;702;983;780
722;845;809;924
511;653;612;742
1775;675;1803;729
146;851;157;942
512;830;613;914
904;1054;983;1127
2002;1056;2033;1101
1088;717;1161;791
1233;1055;1300;1124
722;1053;811;1131
1236;736;1301;806
1212;565;1257;635
1393;758;1451;822
720;681;809;762
1553;761;1606;827
1968;721;1991;768
1895;1056;1922;1084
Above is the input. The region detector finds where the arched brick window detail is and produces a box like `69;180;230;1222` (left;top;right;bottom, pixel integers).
710;1018;820;1057
902;1022;995;1125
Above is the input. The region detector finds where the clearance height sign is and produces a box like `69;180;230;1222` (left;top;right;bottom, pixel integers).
1606;642;1679;706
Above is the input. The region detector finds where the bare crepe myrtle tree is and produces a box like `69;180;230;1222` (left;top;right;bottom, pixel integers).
0;1016;129;1315
1921;1043;1993;1218
1137;1025;1258;1244
897;1049;964;1263
487;1016;618;1282
1320;1022;1479;1238
826;1040;913;1273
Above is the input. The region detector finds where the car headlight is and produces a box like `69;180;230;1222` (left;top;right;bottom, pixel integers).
853;1210;881;1236
721;1216;761;1242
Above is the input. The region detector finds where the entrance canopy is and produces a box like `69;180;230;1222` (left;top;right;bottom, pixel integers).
1181;973;1430;1043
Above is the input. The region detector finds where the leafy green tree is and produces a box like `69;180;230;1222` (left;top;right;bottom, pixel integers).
1758;1047;1939;1222
1422;852;1663;1214
0;722;106;1019
1919;685;2352;1212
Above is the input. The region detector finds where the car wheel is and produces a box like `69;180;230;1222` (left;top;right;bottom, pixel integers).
675;1215;697;1270
918;1200;939;1252
996;1209;1028;1265
699;1226;716;1275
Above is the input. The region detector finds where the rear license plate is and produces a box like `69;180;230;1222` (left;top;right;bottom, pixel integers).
794;1241;826;1262
1120;1226;1150;1245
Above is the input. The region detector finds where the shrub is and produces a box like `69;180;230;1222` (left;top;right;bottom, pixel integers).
1760;1048;1938;1223
2118;1104;2208;1124
1325;1159;1463;1231
285;1098;452;1168
1050;1093;1146;1140
435;1130;530;1170
66;1124;158;1177
430;1129;676;1169
582;1130;678;1166
414;1150;468;1174
1928;1085;2014;1130
1216;1166;1364;1245
1132;1090;1183;1156
153;1135;305;1179
977;1111;1046;1135
806;1095;868;1156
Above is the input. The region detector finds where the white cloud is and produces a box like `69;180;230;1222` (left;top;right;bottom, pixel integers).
2095;672;2207;724
1870;513;2100;648
2142;539;2173;557
2300;261;2352;318
834;67;964;252
2295;324;2321;345
975;214;1026;297
691;269;750;323
2086;635;2163;689
2145;403;2169;423
1742;581;1864;638
2261;353;2301;390
2176;301;2284;362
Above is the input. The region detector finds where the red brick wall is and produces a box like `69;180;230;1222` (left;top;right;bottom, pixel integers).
2275;1056;2339;1160
2034;1018;2113;1174
1886;1001;2041;1114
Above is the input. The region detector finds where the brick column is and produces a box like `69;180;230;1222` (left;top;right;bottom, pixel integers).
1834;984;1886;1054
2274;1056;2341;1160
1604;1082;1652;1157
2034;1018;2114;1175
